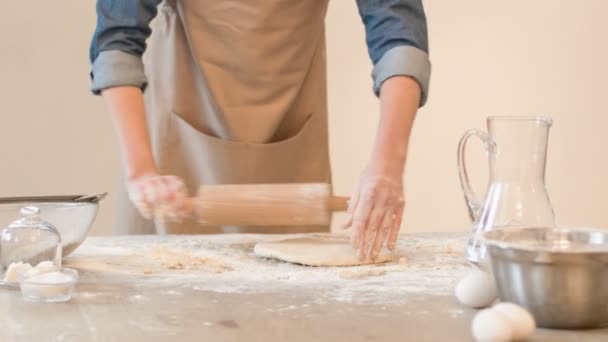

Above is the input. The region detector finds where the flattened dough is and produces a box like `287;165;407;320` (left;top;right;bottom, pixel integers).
254;236;396;267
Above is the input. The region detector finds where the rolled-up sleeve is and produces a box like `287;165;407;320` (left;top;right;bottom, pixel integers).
89;0;161;94
357;0;431;106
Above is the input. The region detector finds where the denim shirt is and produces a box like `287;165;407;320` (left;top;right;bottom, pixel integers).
90;0;431;105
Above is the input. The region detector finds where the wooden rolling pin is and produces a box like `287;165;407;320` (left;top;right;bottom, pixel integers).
189;183;349;226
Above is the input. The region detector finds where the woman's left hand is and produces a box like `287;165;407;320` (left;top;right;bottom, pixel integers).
343;76;419;262
343;163;405;261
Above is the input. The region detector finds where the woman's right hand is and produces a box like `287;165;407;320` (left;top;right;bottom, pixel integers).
101;87;189;223
127;173;190;223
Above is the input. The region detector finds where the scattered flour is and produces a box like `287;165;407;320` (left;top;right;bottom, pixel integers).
162;289;183;296
338;268;387;280
128;294;149;304
66;233;469;305
448;308;466;318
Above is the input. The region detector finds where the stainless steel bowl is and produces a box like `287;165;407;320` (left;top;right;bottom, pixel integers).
0;194;106;257
482;227;608;329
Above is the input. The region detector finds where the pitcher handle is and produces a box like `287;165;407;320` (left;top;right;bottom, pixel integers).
457;129;493;222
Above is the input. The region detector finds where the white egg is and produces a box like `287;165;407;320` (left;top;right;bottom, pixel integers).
455;269;497;308
472;308;512;342
493;303;536;340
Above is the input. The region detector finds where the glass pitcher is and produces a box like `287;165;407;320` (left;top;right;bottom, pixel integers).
457;116;556;265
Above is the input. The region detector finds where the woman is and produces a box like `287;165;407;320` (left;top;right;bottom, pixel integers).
90;0;430;261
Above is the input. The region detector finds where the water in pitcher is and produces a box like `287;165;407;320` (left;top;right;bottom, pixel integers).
457;116;556;265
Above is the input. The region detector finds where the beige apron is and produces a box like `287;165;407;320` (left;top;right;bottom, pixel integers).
115;0;332;234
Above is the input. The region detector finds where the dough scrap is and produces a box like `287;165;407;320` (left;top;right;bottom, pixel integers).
3;262;33;283
148;246;233;273
254;237;396;267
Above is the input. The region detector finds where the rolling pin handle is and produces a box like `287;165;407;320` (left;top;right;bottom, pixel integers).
329;196;350;212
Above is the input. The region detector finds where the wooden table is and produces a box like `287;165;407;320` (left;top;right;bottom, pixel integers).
1;233;606;341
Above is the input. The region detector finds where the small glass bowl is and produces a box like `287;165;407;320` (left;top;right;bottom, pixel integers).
20;268;78;303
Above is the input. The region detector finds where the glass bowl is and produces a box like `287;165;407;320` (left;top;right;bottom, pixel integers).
20;267;79;303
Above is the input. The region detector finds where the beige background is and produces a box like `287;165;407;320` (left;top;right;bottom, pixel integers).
0;1;606;235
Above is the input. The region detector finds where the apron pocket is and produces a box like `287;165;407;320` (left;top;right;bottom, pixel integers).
166;111;329;184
